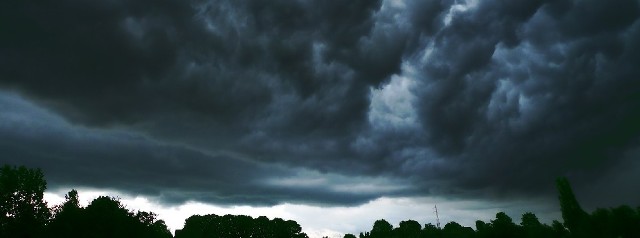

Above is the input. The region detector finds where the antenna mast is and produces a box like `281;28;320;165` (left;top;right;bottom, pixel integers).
434;205;441;229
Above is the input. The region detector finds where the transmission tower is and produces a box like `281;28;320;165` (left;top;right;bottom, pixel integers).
434;205;441;229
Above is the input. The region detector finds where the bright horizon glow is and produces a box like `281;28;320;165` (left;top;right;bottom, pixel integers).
44;189;561;238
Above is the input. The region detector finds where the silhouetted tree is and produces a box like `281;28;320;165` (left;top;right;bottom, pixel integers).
83;196;137;237
135;211;172;238
475;220;491;238
177;213;308;238
590;208;613;237
491;212;520;238
0;165;50;238
254;216;271;237
49;195;172;238
585;205;640;238
396;220;421;238
442;221;474;238
551;220;569;238
48;190;84;237
178;214;219;237
422;223;440;238
347;176;640;238
521;212;554;238
370;219;392;238
556;177;591;237
7;164;640;238
609;205;640;238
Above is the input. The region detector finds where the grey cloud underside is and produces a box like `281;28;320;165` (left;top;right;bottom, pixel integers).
0;92;393;206
1;0;640;207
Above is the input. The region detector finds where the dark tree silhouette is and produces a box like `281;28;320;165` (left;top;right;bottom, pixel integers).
422;223;441;237
83;196;137;237
345;176;640;238
48;190;83;237
396;219;421;238
475;220;491;238
490;212;520;238
370;219;393;238
0;165;50;238
78;196;171;238
442;221;474;238
521;212;554;238
609;205;640;238
46;193;171;238
135;211;173;238
556;177;592;237
551;220;570;238
591;208;613;237
4;165;640;238
176;213;308;238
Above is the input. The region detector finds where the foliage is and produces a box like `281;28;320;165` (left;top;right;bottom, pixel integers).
175;214;308;238
351;177;640;238
370;219;393;238
556;177;592;237
2;165;640;238
46;194;172;238
0;165;50;238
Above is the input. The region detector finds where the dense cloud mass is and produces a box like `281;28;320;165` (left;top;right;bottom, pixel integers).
1;0;640;209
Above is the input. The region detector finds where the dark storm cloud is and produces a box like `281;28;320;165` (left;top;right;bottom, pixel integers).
0;0;390;166
1;0;407;206
0;0;386;125
410;0;640;200
0;92;393;206
2;0;640;208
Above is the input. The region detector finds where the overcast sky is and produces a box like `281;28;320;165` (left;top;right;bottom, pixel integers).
2;0;640;237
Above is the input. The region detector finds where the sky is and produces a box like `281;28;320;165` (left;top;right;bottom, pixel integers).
1;0;640;237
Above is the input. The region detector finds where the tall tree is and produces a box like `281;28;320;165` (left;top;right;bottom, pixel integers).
475;220;491;238
80;196;172;238
370;219;392;238
48;189;84;237
0;165;50;238
521;212;553;238
551;220;569;238
397;220;421;238
491;212;520;238
609;205;640;238
556;177;591;237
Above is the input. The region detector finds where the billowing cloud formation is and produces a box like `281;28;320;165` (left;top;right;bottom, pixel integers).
0;92;412;206
1;0;640;208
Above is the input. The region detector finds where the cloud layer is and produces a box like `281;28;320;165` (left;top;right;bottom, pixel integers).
2;0;640;208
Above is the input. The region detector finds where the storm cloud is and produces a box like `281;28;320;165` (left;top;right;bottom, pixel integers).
1;0;640;209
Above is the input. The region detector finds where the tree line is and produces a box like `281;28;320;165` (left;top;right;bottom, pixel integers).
0;165;308;238
1;164;639;238
176;214;308;238
339;177;640;238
